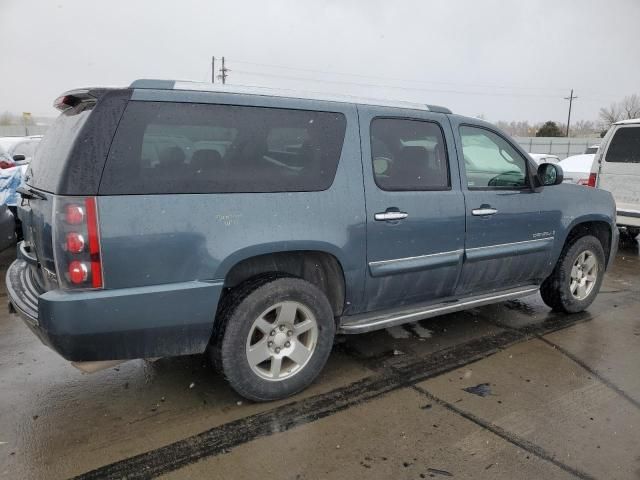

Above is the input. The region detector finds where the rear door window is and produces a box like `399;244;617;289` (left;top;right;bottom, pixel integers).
605;127;640;163
100;101;347;194
370;118;450;191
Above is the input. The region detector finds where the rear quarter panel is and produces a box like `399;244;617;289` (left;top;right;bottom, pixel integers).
97;95;367;314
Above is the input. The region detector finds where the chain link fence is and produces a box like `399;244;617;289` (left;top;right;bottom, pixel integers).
514;137;600;160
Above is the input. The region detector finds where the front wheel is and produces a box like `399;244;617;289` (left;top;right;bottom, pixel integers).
211;276;335;401
540;235;605;313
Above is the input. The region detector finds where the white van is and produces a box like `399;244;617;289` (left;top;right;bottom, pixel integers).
592;119;640;238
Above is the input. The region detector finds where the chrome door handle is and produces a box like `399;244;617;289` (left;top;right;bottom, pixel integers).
374;211;408;221
472;208;498;216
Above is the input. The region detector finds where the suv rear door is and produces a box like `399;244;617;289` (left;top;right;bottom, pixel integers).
598;124;640;222
451;117;559;294
358;105;465;311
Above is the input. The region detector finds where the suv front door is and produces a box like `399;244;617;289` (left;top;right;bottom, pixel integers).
452;119;559;295
359;106;465;312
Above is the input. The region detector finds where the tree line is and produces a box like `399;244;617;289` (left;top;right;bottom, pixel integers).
493;94;640;138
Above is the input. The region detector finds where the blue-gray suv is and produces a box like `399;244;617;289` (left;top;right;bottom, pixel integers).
7;80;618;401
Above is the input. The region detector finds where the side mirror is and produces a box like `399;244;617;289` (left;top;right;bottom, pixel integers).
537;163;563;186
12;154;26;162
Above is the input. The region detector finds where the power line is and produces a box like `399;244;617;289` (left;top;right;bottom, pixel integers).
231;58;623;101
232;68;569;99
232;58;571;94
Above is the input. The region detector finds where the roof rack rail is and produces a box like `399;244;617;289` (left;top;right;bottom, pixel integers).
426;104;452;114
128;79;453;114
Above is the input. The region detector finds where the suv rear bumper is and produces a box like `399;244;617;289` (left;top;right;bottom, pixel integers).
6;258;224;362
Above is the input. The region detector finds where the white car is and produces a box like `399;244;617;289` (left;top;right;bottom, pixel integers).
528;153;560;165
592;118;640;238
584;144;599;154
0;135;42;169
559;154;596;186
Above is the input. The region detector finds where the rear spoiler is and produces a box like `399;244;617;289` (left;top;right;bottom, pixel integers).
53;88;113;111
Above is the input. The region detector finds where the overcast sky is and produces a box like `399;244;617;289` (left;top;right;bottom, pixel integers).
1;0;639;123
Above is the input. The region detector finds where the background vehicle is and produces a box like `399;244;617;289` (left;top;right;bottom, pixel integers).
592;119;640;239
7;81;618;401
559;153;596;186
584;144;599;154
0;135;42;169
528;153;560;165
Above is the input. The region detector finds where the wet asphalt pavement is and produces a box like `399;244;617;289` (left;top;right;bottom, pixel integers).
1;239;639;480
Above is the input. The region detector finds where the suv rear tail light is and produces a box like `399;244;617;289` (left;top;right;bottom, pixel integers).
65;204;85;225
587;173;597;187
0;160;15;169
53;196;103;289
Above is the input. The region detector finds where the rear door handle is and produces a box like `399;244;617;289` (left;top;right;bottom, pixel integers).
472;208;498;216
374;211;408;221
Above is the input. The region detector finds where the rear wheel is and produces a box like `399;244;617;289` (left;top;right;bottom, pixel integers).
540;235;605;313
211;275;335;401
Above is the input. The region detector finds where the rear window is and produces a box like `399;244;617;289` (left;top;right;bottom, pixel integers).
100;101;347;194
606;127;640;163
25;103;93;192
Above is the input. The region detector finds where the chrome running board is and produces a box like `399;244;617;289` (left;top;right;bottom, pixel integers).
338;285;539;334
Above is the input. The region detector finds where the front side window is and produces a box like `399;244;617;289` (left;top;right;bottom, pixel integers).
101;102;347;194
606;127;640;163
460;125;529;189
370;118;450;191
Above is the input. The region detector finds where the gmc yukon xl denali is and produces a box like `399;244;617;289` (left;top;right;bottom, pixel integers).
7;80;618;401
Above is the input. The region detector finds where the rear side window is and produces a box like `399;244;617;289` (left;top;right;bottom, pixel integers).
26;103;93;192
605;127;640;163
100;101;347;194
370;118;450;191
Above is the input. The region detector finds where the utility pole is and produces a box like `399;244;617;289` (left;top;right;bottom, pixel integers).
211;56;215;83
217;56;229;84
564;89;578;137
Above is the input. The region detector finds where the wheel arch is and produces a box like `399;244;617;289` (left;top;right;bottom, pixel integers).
217;244;348;318
562;216;613;266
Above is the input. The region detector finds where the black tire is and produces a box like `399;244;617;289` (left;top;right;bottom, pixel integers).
540;235;605;313
210;275;335;401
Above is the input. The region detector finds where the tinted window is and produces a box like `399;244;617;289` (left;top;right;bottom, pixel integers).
370;118;449;191
606;127;640;163
100;101;347;194
460;126;528;189
26;103;93;191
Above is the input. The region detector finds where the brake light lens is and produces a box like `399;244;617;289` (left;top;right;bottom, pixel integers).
0;160;15;169
65;232;85;253
68;261;88;284
65;204;85;225
587;173;597;187
54;196;103;289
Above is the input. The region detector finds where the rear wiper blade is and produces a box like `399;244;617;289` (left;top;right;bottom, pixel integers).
17;186;46;201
